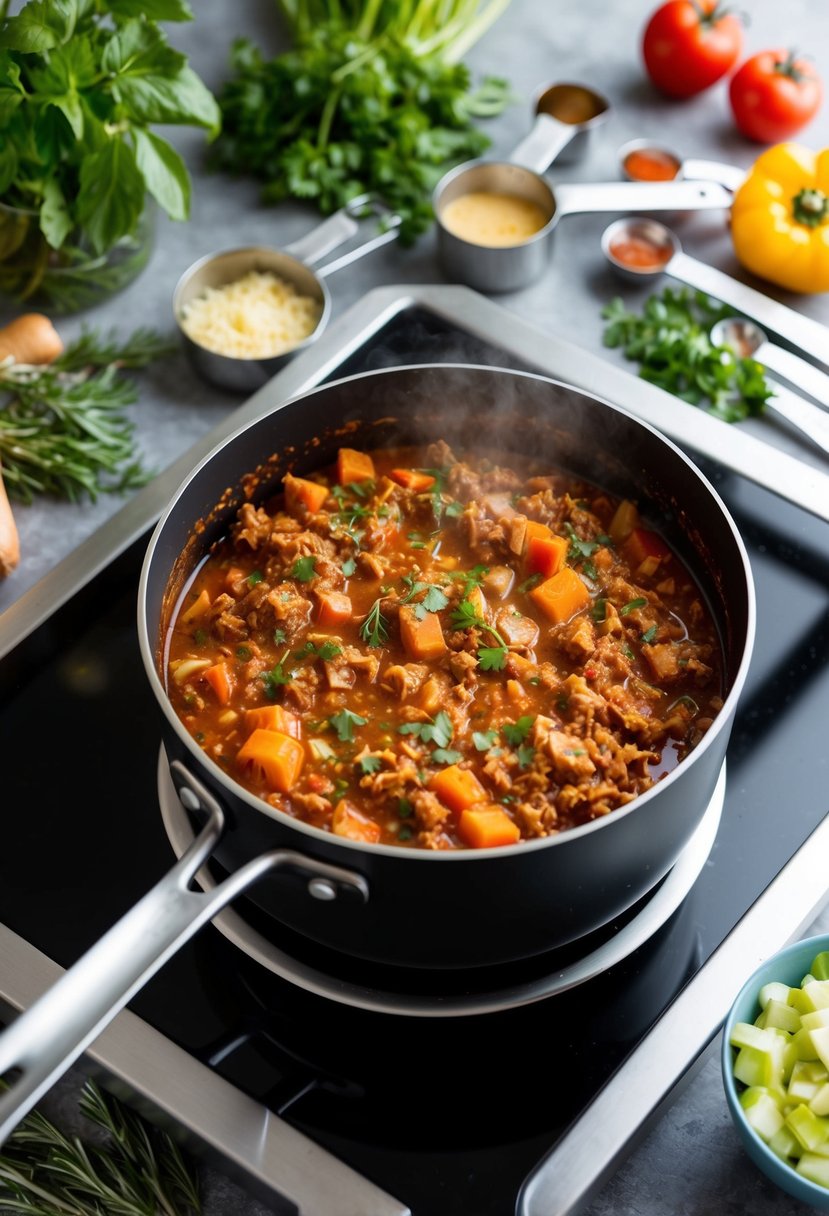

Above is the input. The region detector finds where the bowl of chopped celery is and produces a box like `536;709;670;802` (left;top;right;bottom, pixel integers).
722;933;829;1211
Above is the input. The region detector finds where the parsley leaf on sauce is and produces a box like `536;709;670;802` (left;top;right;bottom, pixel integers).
329;709;368;742
291;555;317;582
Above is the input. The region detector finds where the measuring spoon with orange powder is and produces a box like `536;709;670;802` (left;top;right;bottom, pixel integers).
601;216;829;373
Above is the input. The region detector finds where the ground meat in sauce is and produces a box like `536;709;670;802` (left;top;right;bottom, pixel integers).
165;443;724;850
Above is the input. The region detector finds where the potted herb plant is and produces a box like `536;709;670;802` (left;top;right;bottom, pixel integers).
0;0;220;313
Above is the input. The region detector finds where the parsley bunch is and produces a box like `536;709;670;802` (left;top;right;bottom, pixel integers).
602;287;774;423
211;0;513;244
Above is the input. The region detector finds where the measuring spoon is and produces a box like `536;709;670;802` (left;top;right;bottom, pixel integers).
709;317;829;457
601;217;829;371
508;81;611;174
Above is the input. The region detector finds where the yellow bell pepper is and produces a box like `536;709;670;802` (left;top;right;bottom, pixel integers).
730;143;829;295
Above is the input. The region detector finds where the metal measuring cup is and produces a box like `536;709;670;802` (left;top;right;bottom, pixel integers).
508;80;612;173
173;196;401;393
616;139;746;194
433;169;731;294
600;216;829;371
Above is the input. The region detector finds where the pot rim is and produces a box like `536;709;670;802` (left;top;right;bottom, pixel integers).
138;362;756;863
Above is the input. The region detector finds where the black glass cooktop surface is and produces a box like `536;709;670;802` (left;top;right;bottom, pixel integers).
2;305;828;1216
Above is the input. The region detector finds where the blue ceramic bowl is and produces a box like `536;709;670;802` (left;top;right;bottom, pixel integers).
722;932;829;1212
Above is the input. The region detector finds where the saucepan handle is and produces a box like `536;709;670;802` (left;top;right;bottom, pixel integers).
553;178;734;216
508;113;576;176
0;761;368;1148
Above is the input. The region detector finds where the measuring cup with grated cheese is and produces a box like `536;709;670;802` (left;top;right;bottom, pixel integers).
179;270;323;360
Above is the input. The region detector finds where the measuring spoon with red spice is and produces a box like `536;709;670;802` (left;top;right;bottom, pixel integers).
600;216;829;371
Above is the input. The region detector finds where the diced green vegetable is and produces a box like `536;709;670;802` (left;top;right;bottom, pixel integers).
760;980;792;1009
797;1153;829;1187
764;998;802;1034
786;1104;829;1152
740;1087;785;1142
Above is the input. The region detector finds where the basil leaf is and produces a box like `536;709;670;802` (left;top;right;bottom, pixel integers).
114;65;220;134
101;19;184;78
39;178;72;248
107;0;194;19
76;138;145;254
133;126;190;221
0;0;79;52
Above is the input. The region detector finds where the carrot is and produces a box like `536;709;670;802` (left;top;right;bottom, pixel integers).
179;588;211;624
458;805;521;848
332;799;382;843
609;499;639;544
623;527;672;570
0;462;19;578
245;704;302;738
0;313;63;365
525;533;568;578
316;589;352;626
237;728;304;792
283;473;329;514
389;468;436;492
429;764;487;814
337;447;375;485
523;520;552;547
202;661;233;706
399;605;447;661
529;567;590;624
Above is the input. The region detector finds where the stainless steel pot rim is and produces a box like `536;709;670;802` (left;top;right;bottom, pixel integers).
138;362;757;863
157;746;726;1016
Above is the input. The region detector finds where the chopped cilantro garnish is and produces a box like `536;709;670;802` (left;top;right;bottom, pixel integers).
329;709;368;742
432;747;463;765
398;798;413;818
359;598;389;648
518;573;543;595
620;597;647;616
291;555;317;582
502;716;535;746
397;711;454;749
293;640;342;662
260;662;294;696
591;598;607;623
273;629;286;645
236;645;252;659
445;500;464;518
516;744;535;769
640;625;658;644
473;729;499;751
247;570;264;586
358;754;382;775
478;645;508;671
342;556;357;577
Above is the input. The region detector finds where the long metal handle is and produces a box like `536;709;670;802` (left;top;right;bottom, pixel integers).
0;762;368;1147
682;158;746;193
668;249;829;370
283;210;360;266
554;178;733;216
756;340;829;410
763;379;829;456
508;113;576;175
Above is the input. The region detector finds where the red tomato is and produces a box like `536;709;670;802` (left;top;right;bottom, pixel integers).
641;0;743;98
729;50;823;143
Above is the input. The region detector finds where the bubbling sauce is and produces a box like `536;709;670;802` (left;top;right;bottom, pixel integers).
440;192;549;248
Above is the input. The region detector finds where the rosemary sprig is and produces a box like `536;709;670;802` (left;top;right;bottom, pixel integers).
0;1078;200;1216
0;327;175;505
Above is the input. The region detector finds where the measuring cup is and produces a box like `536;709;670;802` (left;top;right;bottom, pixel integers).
433;169;732;294
173;195;401;393
710;317;829;458
508;80;612;173
601;216;829;371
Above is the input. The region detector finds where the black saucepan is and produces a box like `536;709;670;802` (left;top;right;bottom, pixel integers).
0;365;755;1145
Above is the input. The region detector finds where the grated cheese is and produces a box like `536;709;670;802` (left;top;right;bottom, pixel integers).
179;270;323;359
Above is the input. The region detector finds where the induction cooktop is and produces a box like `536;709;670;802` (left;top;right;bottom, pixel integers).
1;286;828;1216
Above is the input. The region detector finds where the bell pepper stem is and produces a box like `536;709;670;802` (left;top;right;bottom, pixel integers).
793;188;829;229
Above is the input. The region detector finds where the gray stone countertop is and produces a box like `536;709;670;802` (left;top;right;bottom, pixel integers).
2;0;829;1213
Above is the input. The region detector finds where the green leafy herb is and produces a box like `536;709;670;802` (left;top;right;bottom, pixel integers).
358;753;382;774
0;1078;200;1216
0;327;173;504
620;597;648;616
518;572;542;594
477;644;508;671
473;728;499;751
451;565;489;595
290;555;317;582
359;598;389;647
516;743;535;769
398;710;454;751
601;287;775;423
273;629;287;645
342;556;357;577
432;746;463;765
329;708;368;742
444;500;464;518
502;715;535;746
293;639;342;661
247;570;264;586
0;1;219;308
449;595;508;672
591;598;607;623
398;797;413;817
212;1;513;248
640;625;658;644
564;524;599;581
400;573;449;619
260;659;295;696
236;644;252;659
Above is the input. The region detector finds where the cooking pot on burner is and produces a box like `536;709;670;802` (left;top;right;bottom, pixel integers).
0;365;755;1147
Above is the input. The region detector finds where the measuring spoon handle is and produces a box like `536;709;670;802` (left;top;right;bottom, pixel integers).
508;113;576;175
762;381;829;458
756;341;829;411
554;179;733;215
669;250;829;371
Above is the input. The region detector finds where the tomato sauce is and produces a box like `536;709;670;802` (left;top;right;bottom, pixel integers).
164;443;723;851
623;146;682;182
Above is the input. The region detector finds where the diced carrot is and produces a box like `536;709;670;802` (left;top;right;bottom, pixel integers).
283;473;328;514
237;729;304;792
399;605;447;661
458;805;521;848
525;533;568;578
332;799;382;844
593;546;613;571
529;567;590;624
245;705;301;739
180;589;211;624
315;589;352;626
389;468;436;492
623;527;672;570
609;499;640;544
429;764;487;814
337;447;375;486
202;661;233;705
523;520;552;548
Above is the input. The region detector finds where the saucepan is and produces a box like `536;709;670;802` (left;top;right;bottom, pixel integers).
0;364;756;1146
